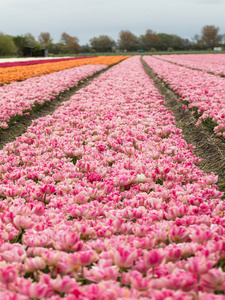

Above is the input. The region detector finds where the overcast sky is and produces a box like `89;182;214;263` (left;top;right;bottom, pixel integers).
0;0;225;45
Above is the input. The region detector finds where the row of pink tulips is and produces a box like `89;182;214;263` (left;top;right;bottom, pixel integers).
154;54;225;76
0;57;94;68
0;56;224;299
0;64;107;129
143;56;225;137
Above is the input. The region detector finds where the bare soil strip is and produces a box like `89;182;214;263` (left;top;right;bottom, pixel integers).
0;67;108;150
141;57;225;191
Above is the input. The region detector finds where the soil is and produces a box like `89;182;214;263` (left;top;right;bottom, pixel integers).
141;57;225;191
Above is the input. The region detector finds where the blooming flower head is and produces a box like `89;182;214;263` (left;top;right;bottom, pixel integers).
113;247;137;269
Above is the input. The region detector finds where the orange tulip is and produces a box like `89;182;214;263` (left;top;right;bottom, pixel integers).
0;56;131;85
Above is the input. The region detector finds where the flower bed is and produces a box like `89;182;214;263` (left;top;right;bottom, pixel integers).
154;54;225;76
0;57;96;68
0;56;130;85
0;56;224;299
0;64;107;129
143;55;225;138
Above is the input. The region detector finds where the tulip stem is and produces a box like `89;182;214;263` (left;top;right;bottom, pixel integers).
81;266;84;279
197;274;200;293
43;194;47;205
11;228;25;244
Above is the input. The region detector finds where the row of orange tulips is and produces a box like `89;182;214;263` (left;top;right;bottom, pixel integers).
0;56;131;85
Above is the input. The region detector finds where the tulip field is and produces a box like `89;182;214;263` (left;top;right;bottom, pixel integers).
143;55;225;139
0;56;129;129
0;56;129;85
1;54;225;299
153;54;225;76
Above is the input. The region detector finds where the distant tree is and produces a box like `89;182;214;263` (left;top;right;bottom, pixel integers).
38;32;53;48
24;33;37;47
90;35;116;52
192;34;201;44
201;25;221;49
12;35;28;55
0;33;16;56
191;34;205;50
181;38;192;50
61;32;71;45
80;44;91;53
170;35;184;50
138;35;146;50
157;33;174;51
157;33;184;51
60;32;81;54
13;34;38;55
46;42;64;54
118;30;139;51
33;44;42;56
68;36;81;53
142;29;160;50
221;34;225;46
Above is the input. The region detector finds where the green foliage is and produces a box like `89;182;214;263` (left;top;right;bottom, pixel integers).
90;35;116;52
118;30;139;51
13;35;29;55
33;44;42;56
38;32;53;47
80;44;91;53
144;29;160;50
157;33;184;51
4;25;225;56
46;42;64;54
61;45;73;54
158;33;173;50
0;33;16;56
60;32;81;54
13;33;37;56
24;33;37;47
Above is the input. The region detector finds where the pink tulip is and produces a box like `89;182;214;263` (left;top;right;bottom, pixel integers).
200;268;225;292
56;231;82;251
78;250;98;266
0;263;19;284
190;228;214;243
113;247;137;268
23;257;46;273
13;215;33;230
143;249;165;269
130;272;151;291
184;256;216;275
41;274;78;293
169;225;189;243
14;278;53;298
39;184;56;195
0;55;225;297
165;246;182;262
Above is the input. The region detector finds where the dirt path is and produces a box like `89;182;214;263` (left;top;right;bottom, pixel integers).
0;68;108;150
141;57;225;191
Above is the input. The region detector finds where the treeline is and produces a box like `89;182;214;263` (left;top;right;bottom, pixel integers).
0;25;224;56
